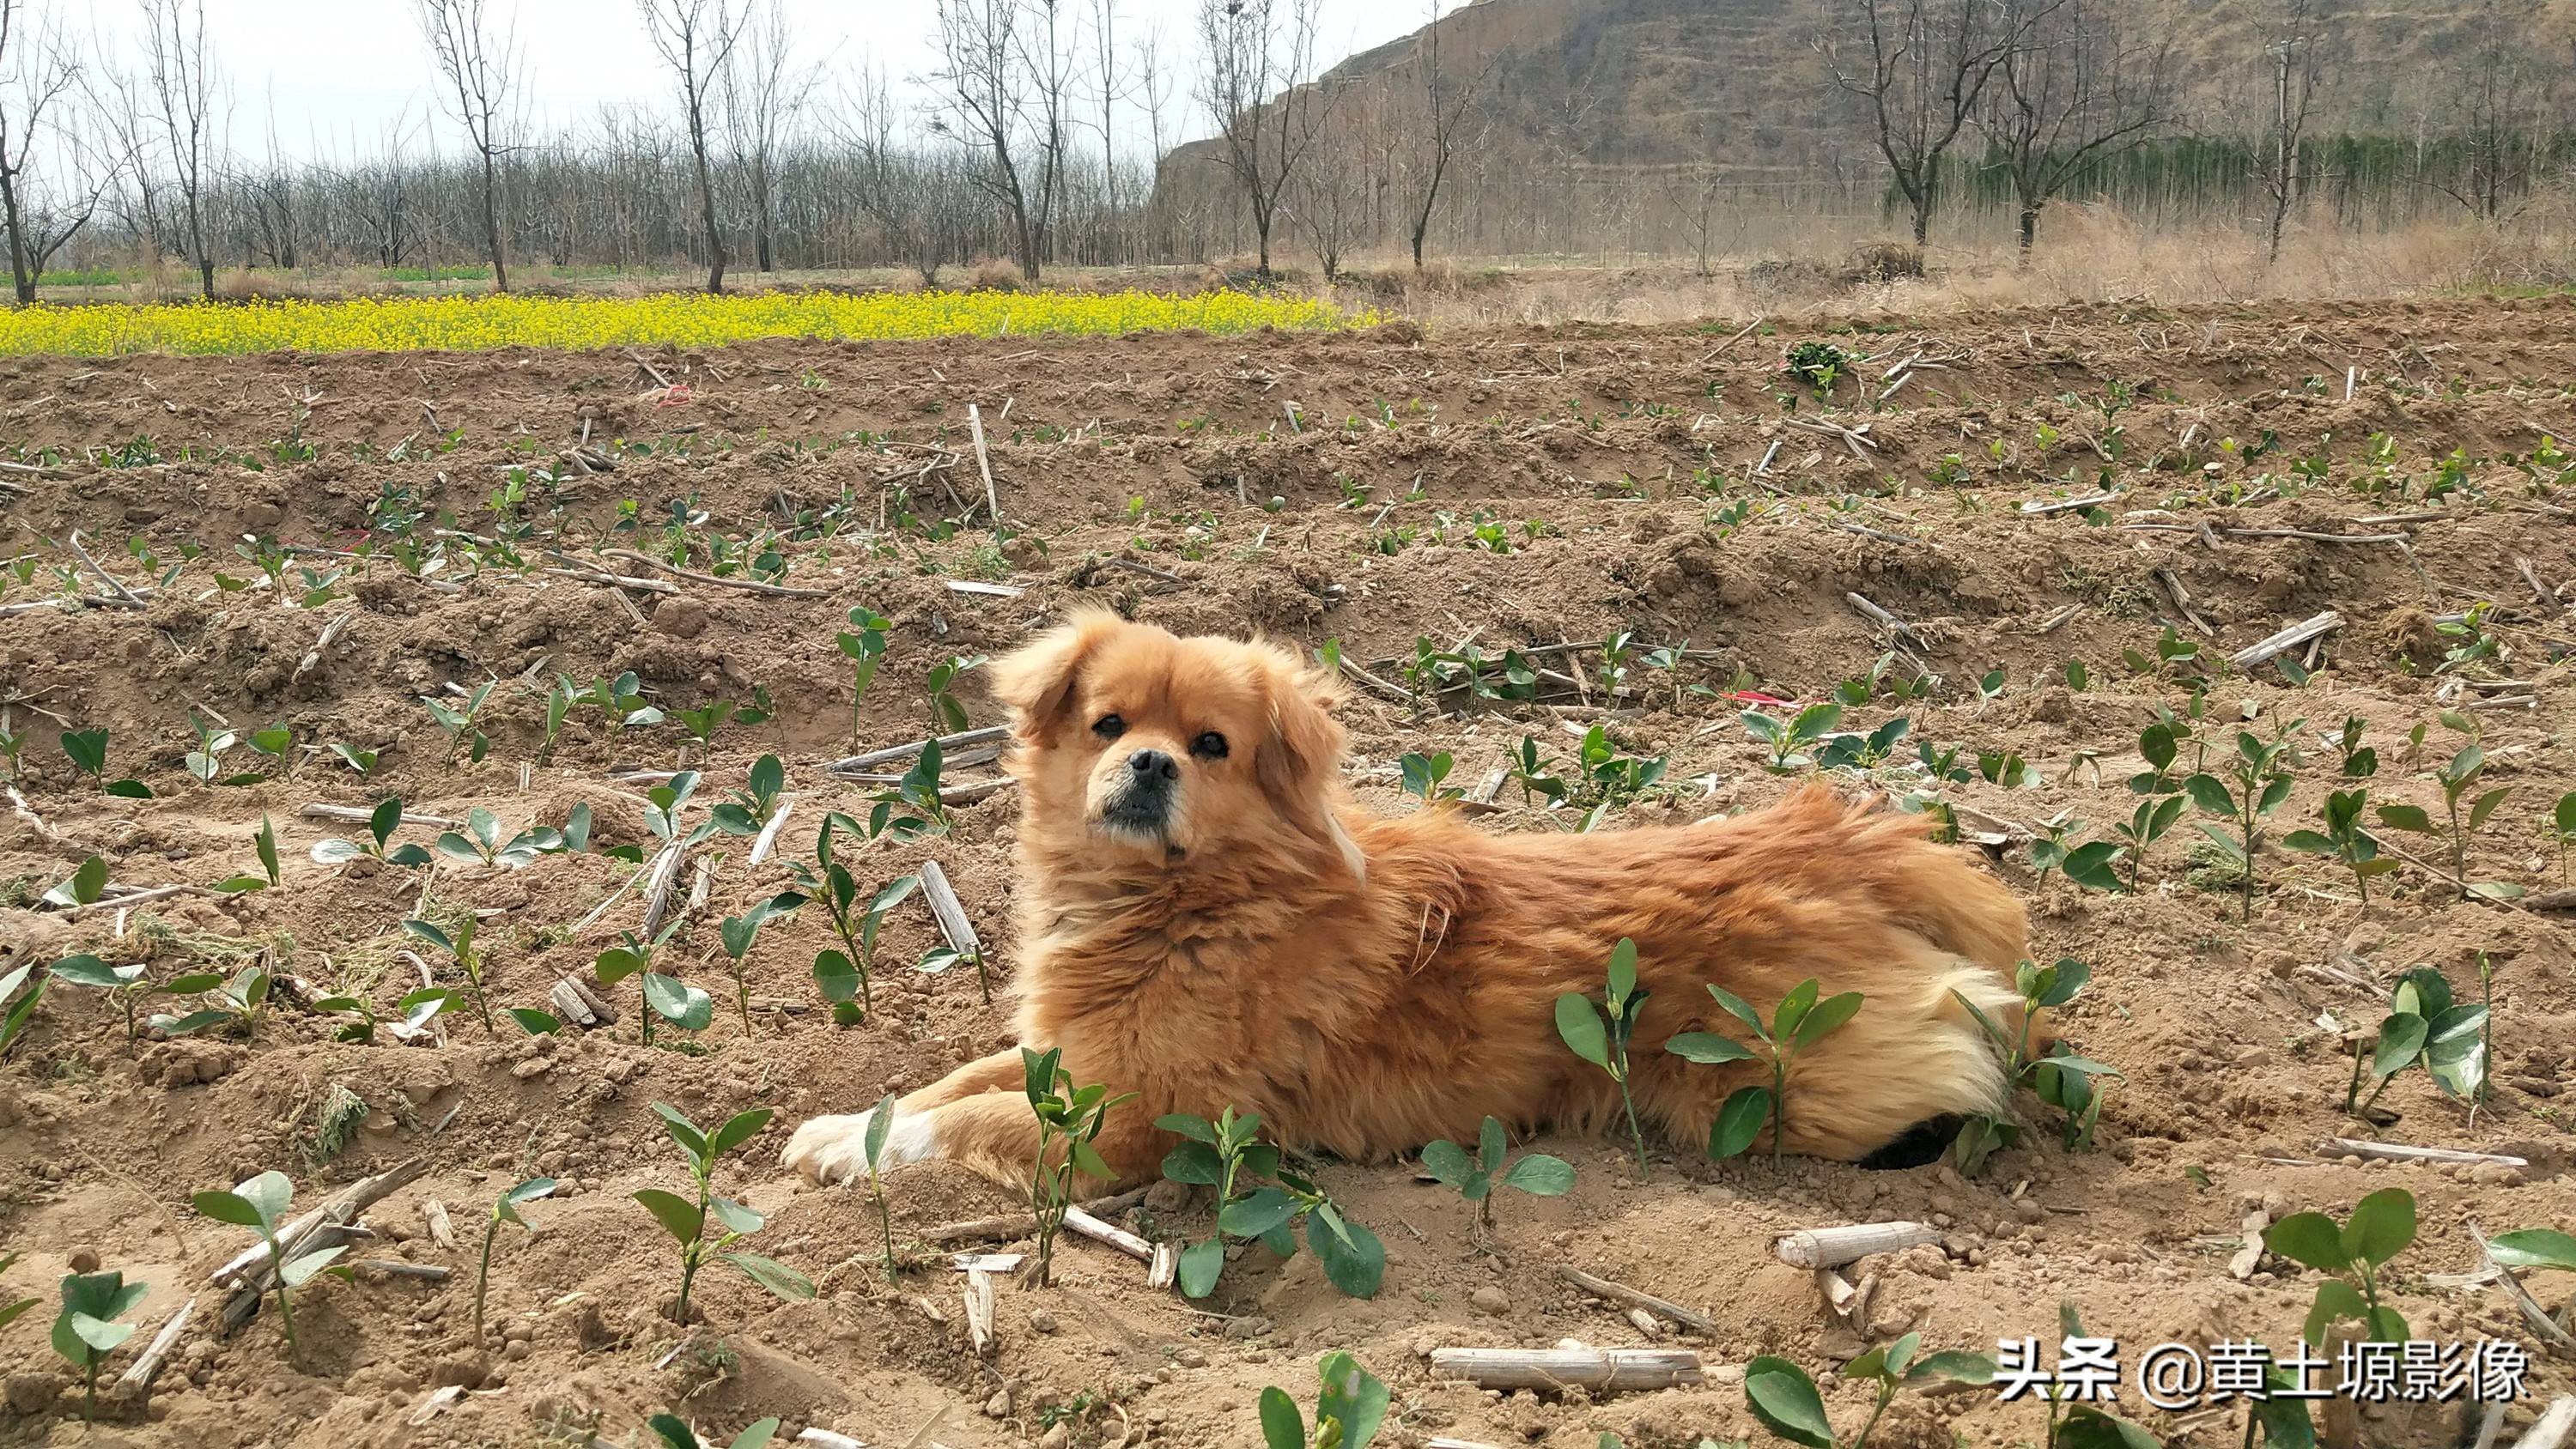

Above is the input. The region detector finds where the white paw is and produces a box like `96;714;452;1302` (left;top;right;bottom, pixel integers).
782;1106;939;1185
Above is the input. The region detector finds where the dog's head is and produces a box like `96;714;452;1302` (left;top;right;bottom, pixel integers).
989;610;1355;873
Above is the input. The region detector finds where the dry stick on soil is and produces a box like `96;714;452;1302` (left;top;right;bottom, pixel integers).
1698;314;1764;363
2518;557;2565;610
67;530;147;605
216;1157;428;1315
2021;491;2122;516
538;565;680;595
1429;1348;1704;1391
2517;1398;2576;1449
1554;1264;1716;1335
636;840;690;939
2316;1138;2527;1168
2154;569;2215;637
2036;603;2087;634
918;861;984;987
1060;1204;1155;1264
963;1265;997;1357
2229;610;2346;670
748;796;799;867
968;402;1000;531
921;1187;1152;1246
598;547;830;598
824;726;1011;774
2227;529;2409;544
357;1261;453;1281
627;349;674;389
1844;592;1926;648
113;1296;196;1398
1106;555;1187;587
2464;1220;2576;1353
290;610;355;686
549;976;611;1028
1773;1222;1942;1270
421;1199;459;1249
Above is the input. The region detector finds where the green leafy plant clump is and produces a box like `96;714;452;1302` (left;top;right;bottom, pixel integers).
1668;976;1863;1164
632;1105;814;1322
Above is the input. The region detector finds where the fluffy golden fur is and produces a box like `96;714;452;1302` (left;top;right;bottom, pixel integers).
784;611;2031;1189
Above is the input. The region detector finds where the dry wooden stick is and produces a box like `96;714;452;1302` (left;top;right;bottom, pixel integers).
113;1296;196;1397
963;1266;997;1356
600;547;830;599
1429;1347;1704;1392
823;725;1010;773
1774;1222;1941;1270
2228;611;2343;669
539;564;681;594
918;860;983;962
968;402;1000;530
921;1187;1151;1246
1061;1203;1154;1264
2517;1397;2576;1449
637;840;690;938
1698;314;1764;363
68;530;147;605
301;803;461;828
2317;1138;2525;1167
2154;568;2214;636
1555;1264;1716;1334
748;796;799;866
1844;591;1925;646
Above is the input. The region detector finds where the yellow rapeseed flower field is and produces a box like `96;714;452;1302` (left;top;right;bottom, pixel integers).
0;288;1365;357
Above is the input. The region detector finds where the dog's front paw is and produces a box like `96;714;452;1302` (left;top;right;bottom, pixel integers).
782;1106;938;1185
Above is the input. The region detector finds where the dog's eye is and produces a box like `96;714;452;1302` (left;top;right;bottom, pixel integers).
1191;731;1229;760
1092;714;1126;739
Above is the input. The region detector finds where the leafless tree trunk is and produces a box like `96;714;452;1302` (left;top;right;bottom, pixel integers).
1819;0;2046;248
721;0;814;273
930;0;1043;282
0;0;110;303
835;63;954;284
1985;0;2177;262
418;0;520;290
638;0;747;293
2250;0;2329;265
1195;0;1334;276
2438;0;2550;221
1404;0;1494;271
139;0;220;299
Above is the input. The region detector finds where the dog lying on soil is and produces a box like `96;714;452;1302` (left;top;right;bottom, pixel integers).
785;610;2030;1188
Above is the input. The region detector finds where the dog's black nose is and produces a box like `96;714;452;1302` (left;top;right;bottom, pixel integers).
1127;749;1178;782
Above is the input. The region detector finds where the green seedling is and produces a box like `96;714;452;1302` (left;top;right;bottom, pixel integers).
795;815;918;1024
650;1415;782;1449
1814;715;1911;772
633;1104;812;1322
2109;796;2184;891
52;1269;148;1420
2283;788;2397;902
1160;1106;1278;1298
2184;727;2298;921
152;966;273;1038
1556;938;1652;1175
0;961;41;1058
2553;791;2576;880
1398;750;1461;804
402;917;495;1035
711;755;788;835
717;891;806;1031
41;853;107;906
192;1171;348;1355
245;723;293;776
2264;1187;2415;1344
1506;735;1569;806
1741;1332;1996;1448
644;771;720;851
2323;716;2378;778
433;807;564;869
593;921;691;1046
2375;743;2515;900
67;959;216;1038
858;1091;899;1282
1023;1047;1137;1286
2029;812;2123;891
1567;724;1668;825
672;699;736;748
310;797;434;867
0;1253;34;1332
1668;977;1863;1164
836;606;892;742
1948;959;2119;1167
866;739;952;840
422;680;496;763
1742;701;1842;773
924;653;987;733
59;726;149;797
2348;966;2488;1115
1419;1116;1574;1228
256;815;282;888
541;677;576;761
1258;1351;1389;1449
183;711;245;785
325;742;378;776
2488;1228;2576;1277
477;1177;554;1344
313;986;452;1045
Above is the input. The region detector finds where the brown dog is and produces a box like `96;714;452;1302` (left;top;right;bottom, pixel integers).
784;610;2030;1189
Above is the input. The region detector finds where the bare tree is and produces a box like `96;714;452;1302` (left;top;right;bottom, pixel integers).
2249;0;2330;265
2437;0;2553;220
927;0;1048;282
721;0;816;273
139;0;221;299
1984;0;2177;261
835;62;953;283
1286;87;1365;278
1087;0;1127;222
1404;0;1492;271
0;0;110;302
1820;0;2044;247
638;0;747;293
418;0;520;290
1194;0;1334;276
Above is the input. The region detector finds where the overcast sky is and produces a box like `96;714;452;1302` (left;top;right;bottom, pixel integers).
81;0;1429;163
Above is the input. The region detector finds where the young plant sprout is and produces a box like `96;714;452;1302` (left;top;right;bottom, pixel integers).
1398;749;1461;804
1022;1046;1136;1286
1741;1332;1995;1449
1554;938;1651;1176
52;1269;148;1421
41;853;108;908
1258;1351;1388;1449
856;1091;902;1282
191;1171;347;1356
1419;1116;1574;1228
649;1415;782;1449
402;917;495;1035
422;679;496;763
432;807;562;869
1668;977;1863;1165
2374;743;2515;900
710;755;788;835
2264;1187;2415;1344
310;797;434;868
716;890;805;1032
1947;959;2121;1169
592;921;690;1046
2283;787;2397;902
2348;966;2488;1115
632;1104;813;1322
836;606;892;743
794;815;918;1024
2184;725;2299;921
154;966;274;1039
477;1177;555;1344
923;652;987;733
48;955;159;1040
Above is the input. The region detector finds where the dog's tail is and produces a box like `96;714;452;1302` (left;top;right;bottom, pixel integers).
1822;790;2029;976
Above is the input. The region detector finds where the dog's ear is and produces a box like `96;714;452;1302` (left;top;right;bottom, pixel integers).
1255;648;1347;815
989;609;1124;738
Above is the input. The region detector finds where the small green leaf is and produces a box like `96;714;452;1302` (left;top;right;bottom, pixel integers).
1708;1085;1771;1161
2486;1228;2576;1274
725;1252;815;1300
1665;1031;1756;1064
1553;993;1609;1070
1743;1355;1835;1449
1177;1237;1224;1298
1498;1153;1574;1197
2264;1212;2350;1272
632;1187;704;1244
1258;1385;1303;1449
2342;1188;2416;1267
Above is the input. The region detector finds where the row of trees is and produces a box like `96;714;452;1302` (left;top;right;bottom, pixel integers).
0;0;2566;300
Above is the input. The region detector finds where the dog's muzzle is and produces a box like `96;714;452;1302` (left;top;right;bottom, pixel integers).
1098;748;1178;837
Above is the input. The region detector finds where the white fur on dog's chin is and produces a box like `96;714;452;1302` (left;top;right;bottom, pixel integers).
782;1106;938;1185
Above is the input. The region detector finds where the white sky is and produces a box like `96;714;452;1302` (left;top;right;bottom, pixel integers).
81;0;1429;163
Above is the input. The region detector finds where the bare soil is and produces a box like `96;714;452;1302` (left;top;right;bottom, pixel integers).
1;298;2573;1449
